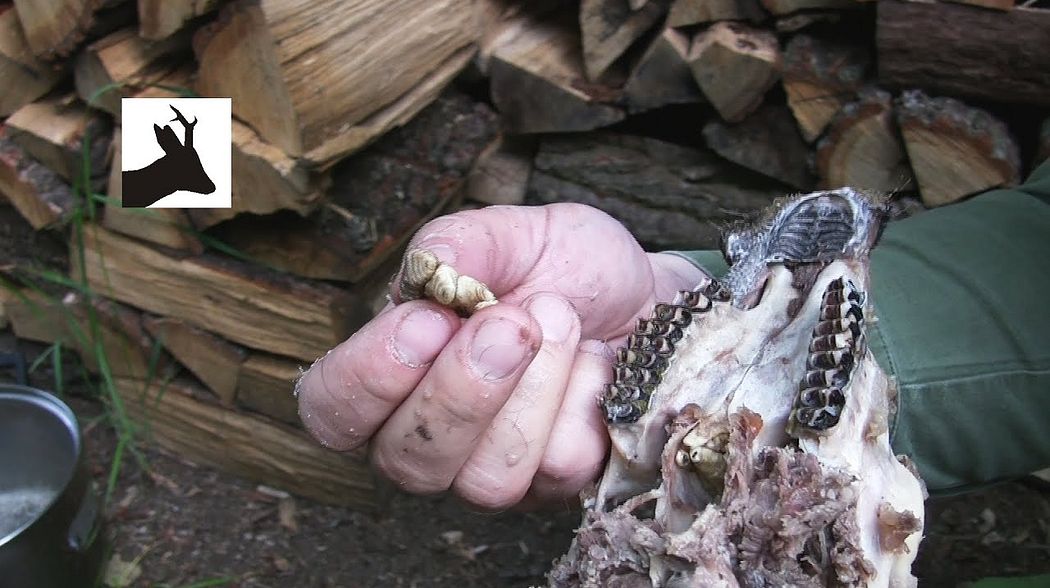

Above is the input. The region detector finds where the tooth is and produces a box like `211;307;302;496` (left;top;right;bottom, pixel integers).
627;334;652;351
814;317;860;337
820;301;854;321
653;337;675;356
808;349;854;371
827;387;846;408
635;318;654;336
846;280;865;304
703;280;730;301
615;365;661;387
681;290;714;312
809;332;853;352
653;304;692;327
846;302;864;322
668;306;693;327
810;407;840;430
675;449;691;468
823;289;847;305
798;387;826;408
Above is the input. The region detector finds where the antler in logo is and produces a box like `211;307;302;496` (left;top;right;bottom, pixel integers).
122;105;216;208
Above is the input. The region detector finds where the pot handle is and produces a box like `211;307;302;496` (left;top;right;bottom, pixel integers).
67;482;101;552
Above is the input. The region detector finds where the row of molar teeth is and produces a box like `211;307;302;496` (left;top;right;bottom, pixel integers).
601;279;723;424
790;277;866;433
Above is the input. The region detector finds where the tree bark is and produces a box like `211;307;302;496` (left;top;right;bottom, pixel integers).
877;0;1050;107
527;132;784;250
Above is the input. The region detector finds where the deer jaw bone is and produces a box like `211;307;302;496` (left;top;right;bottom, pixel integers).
553;188;925;587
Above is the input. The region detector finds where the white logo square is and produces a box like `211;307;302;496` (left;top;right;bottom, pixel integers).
120;98;231;208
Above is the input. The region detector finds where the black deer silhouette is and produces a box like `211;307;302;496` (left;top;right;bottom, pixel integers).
122;105;216;208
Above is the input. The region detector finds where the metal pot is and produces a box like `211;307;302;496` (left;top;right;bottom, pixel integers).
0;384;105;588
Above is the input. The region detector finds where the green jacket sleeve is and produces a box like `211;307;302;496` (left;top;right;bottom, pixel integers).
672;162;1050;494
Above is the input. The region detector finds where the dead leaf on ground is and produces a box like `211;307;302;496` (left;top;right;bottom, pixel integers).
103;553;142;587
278;496;299;533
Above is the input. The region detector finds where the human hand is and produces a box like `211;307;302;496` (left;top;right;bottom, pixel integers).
297;203;707;510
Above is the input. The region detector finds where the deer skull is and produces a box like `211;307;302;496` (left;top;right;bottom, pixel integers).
550;189;926;588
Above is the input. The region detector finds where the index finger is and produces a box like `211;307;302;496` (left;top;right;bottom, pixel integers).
297;300;460;451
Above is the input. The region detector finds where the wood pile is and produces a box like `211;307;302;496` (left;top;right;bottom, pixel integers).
1;0;1048;509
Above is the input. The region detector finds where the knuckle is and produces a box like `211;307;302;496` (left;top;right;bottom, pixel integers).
453;465;527;512
296;358;366;451
326;343;401;407
536;442;603;491
370;445;450;495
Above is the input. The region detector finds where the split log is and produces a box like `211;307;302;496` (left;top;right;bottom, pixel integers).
1;288;164;379
527;132;783;250
5;94;111;184
189;119;331;230
475;0;564;74
227;120;325;219
72;225;369;361
74;26;191;116
896;90;1020;208
67;293;164;379
0;135;76;230
212;90;497;282
11;0;97;58
465;134;536;206
12;0;132;60
688;22;780;122
782;34;868;143
193;0;476;162
942;0;1014;12
622;27;704;114
138;0;222;40
0;6;64;116
760;0;856;15
816;88;913;193
114;377;376;509
877;1;1050;107
104;128;205;254
237;352;302;426
490;14;624;133
775;13;844;32
0;288;60;345
579;0;670;81
143;316;247;406
702;104;815;190
666;0;764;27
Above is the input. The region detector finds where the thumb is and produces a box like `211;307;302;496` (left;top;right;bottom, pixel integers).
394;203;654;337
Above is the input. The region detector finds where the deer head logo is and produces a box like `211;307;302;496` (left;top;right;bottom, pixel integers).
121;105;215;208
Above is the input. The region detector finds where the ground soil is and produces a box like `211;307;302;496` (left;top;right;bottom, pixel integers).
1;338;1047;588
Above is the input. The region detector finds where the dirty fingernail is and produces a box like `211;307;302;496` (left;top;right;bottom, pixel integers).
527;295;576;343
470;318;530;381
391;308;453;367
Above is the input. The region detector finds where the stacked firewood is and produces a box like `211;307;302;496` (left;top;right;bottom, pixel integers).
1;0;1048;509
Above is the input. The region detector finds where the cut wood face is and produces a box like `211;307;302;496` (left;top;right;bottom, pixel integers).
551;189;926;587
